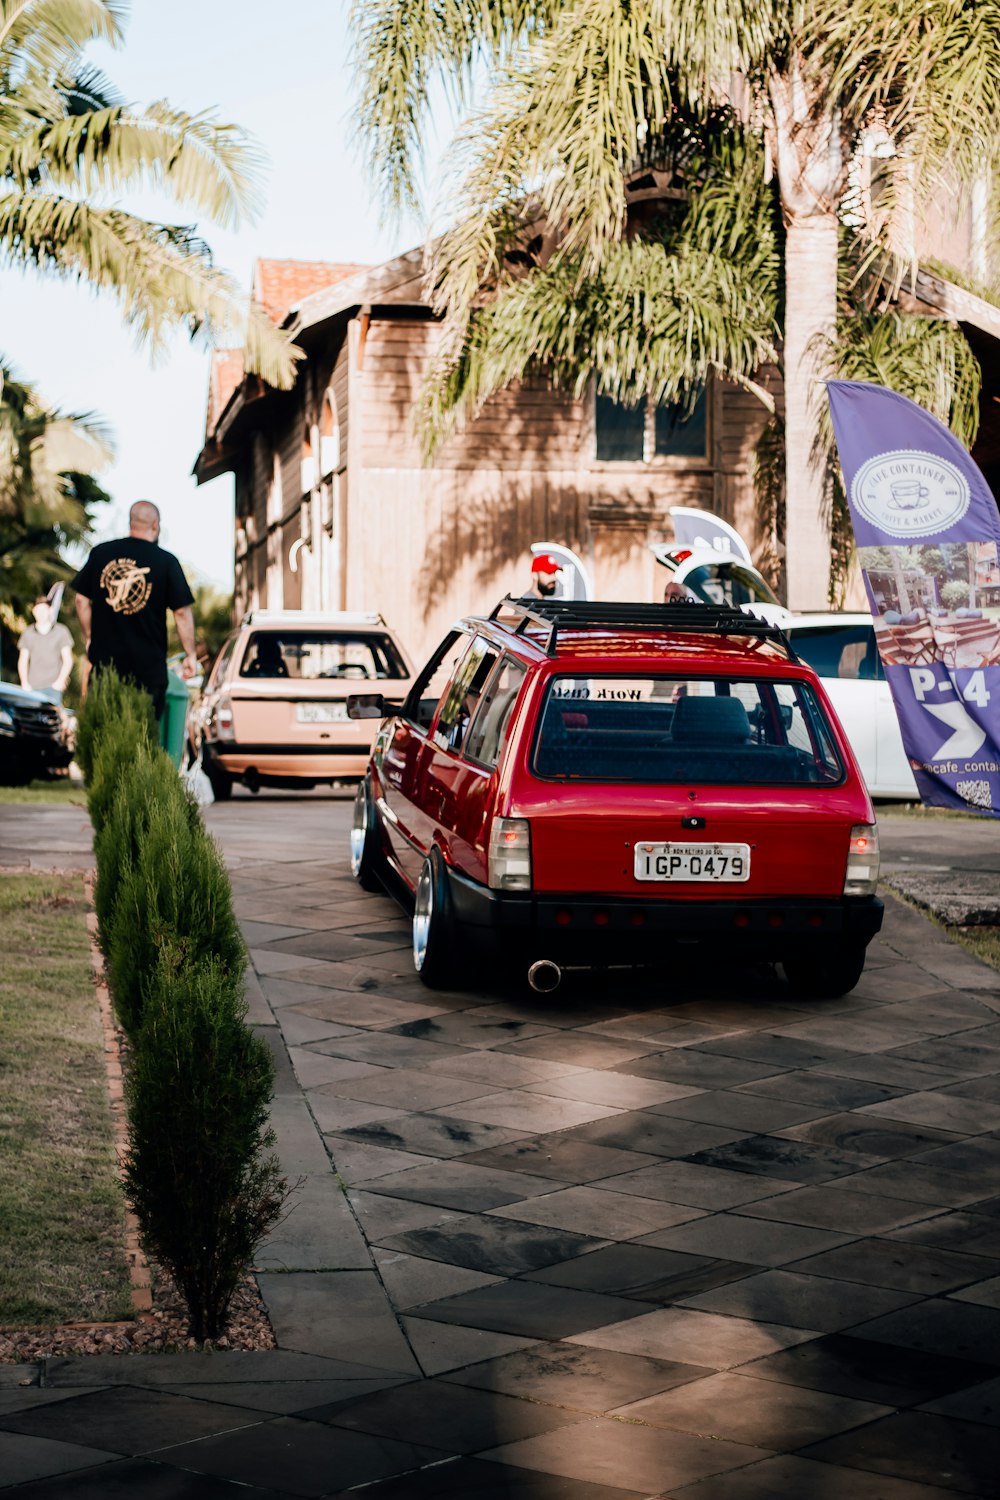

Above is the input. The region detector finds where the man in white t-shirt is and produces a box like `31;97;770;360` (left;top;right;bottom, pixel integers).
18;596;74;703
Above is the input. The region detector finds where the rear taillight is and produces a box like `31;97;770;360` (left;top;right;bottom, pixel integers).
488;818;532;891
844;823;879;896
214;699;235;741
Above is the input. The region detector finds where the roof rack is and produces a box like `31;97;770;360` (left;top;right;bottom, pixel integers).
489;596;797;660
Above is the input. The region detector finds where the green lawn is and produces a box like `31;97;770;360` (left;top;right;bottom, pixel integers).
0;874;132;1327
0;778;86;806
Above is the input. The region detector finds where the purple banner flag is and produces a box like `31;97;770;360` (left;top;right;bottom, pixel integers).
828;379;1000;817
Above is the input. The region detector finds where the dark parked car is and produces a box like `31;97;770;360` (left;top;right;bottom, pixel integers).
0;682;74;784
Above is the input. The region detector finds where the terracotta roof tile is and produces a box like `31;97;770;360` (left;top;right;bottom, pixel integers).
206;348;245;434
252;259;370;325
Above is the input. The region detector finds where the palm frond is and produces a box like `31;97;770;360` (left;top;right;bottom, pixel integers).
827;306;981;449
0;1;125;76
1;101;264;228
350;0;556;214
419;127;779;454
0;190;299;386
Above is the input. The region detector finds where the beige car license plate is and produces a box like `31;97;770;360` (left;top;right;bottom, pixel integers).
296;702;349;723
634;842;751;882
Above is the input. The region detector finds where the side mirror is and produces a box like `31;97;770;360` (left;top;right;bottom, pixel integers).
347;693;387;720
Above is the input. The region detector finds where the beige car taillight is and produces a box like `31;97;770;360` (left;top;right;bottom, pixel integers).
214;699;235;741
488;818;532;891
843;823;879;896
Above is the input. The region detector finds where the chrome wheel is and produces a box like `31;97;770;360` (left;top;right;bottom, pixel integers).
412;861;434;973
349;782;368;877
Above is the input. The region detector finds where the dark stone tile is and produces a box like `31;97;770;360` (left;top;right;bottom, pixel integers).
825;1160;992;1209
790;1238;1000;1295
680;1268;919;1331
774;1112;961;1160
156;1416;447;1497
387;1014;552;1049
523;1243;756;1303
742;1185;947;1235
310;1378;579;1451
612;1052;784;1089
410;1281;655;1340
886;1212;1000;1258
686;1135;883;1184
941;1075;1000;1104
819;1055;960;1091
884;1035;1000;1077
0;1457;300;1499
598;1159;800;1209
362;1162;556;1212
0;1435;120;1491
0;1386;266;1455
668;1452;965;1499
444;1342;710;1412
647;1091;826;1133
496;1033;658;1068
324;1454;651;1499
460;1136;660;1183
920;1375;1000;1427
617;1368;890;1448
560;1112;748;1158
741;1332;997;1406
736;1070;907;1110
694;1034;865;1071
800;1412;1000;1494
478;1415;763;1493
637;1213;852;1267
332;1114;530;1160
849;1298;1000;1365
377;1211;606;1276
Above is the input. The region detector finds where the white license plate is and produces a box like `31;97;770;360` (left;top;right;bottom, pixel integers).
296;702;349;723
634;842;751;882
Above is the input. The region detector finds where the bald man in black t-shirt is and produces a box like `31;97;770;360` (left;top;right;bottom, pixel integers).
72;500;197;716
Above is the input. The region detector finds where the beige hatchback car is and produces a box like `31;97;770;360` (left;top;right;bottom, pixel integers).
191;611;414;799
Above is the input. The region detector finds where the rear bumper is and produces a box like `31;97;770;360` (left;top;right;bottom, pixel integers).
204;739;368;781
447;864;883;959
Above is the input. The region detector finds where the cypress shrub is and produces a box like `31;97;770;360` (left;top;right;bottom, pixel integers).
107;794;245;1035
122;946;286;1341
77;668;156;790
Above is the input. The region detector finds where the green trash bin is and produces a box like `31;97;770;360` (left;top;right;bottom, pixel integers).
159;668;190;768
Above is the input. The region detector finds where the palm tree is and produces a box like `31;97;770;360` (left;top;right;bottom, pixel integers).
353;0;1000;606
0;0;296;386
0;358;112;676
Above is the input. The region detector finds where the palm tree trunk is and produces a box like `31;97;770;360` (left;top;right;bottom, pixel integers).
783;213;839;608
770;64;846;610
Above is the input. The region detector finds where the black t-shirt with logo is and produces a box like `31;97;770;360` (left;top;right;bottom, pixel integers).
71;537;194;695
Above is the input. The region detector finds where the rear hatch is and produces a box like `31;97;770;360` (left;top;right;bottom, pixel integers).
518;666;862;899
227;627;412;748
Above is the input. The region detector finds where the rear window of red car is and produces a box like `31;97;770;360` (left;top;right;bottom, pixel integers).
532;674;843;785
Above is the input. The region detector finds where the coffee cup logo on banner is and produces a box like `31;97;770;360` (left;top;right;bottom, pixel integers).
851;450;971;537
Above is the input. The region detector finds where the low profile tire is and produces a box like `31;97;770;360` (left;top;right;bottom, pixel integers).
350;777;387;893
412;848;462;989
205;760;233;801
782;942;867;999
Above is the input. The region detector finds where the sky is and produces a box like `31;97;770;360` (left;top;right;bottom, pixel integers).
3;0;436;590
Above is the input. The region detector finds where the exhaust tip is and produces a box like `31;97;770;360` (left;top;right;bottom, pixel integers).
528;959;562;994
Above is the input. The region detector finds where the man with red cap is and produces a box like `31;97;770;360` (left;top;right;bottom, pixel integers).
523;552;560;601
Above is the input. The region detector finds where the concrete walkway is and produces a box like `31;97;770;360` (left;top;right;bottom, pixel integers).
1;796;999;1497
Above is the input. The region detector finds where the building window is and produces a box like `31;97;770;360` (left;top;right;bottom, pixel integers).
595;386;708;462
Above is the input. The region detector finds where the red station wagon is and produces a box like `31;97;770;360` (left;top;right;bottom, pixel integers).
348;600;884;997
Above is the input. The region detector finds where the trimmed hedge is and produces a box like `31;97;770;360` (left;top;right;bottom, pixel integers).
83;674;285;1342
78;668;157;804
123;946;284;1341
107;793;245;1035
